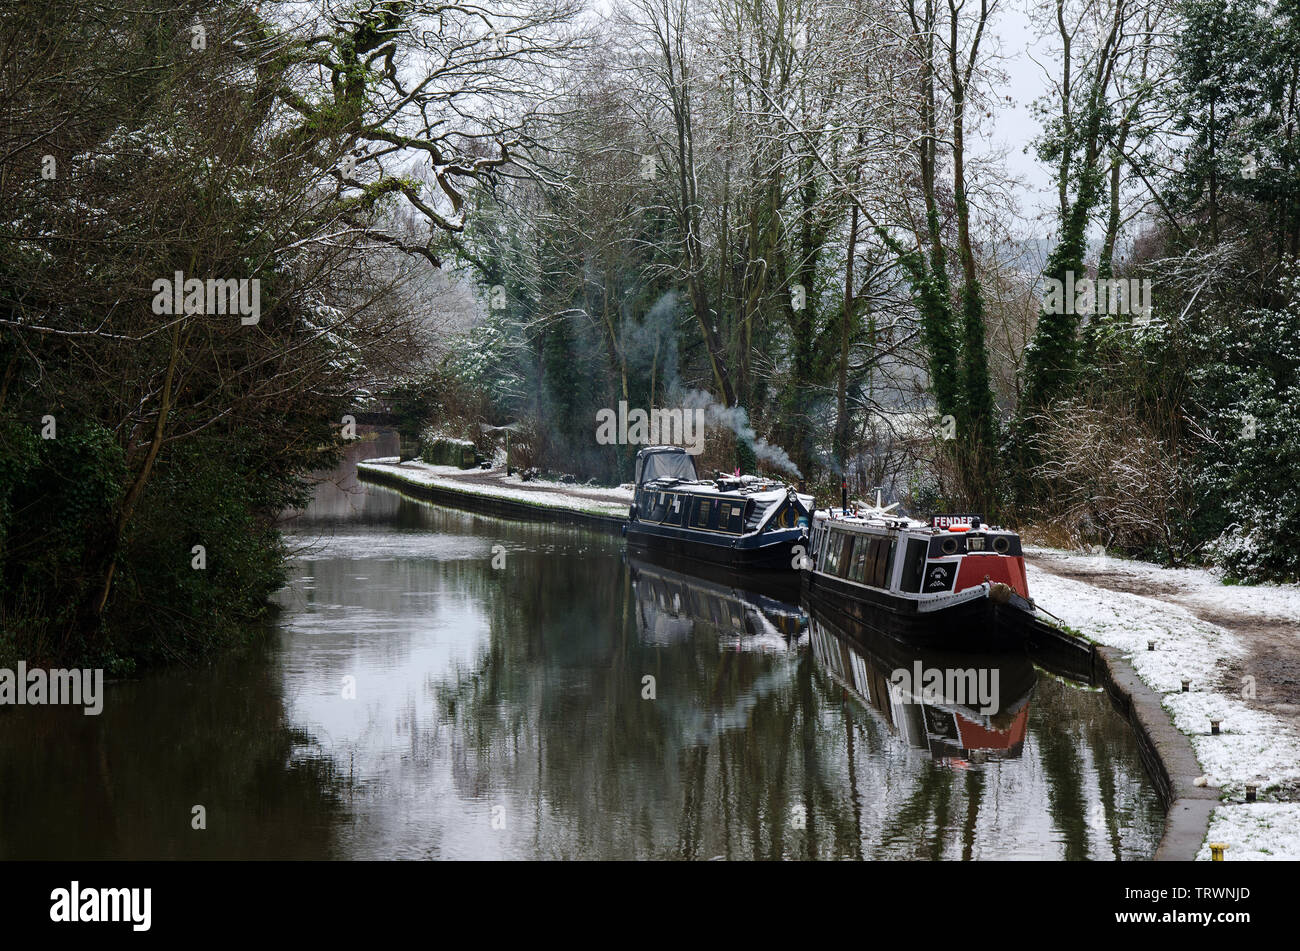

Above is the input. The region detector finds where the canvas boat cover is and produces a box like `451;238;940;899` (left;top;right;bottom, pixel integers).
635;447;698;485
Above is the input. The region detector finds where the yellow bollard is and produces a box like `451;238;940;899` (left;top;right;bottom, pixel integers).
1209;842;1228;861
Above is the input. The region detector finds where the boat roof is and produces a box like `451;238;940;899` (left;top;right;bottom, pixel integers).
815;510;927;532
635;445;690;456
813;508;1014;534
641;476;808;505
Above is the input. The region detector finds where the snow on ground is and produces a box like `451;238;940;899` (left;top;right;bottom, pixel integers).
357;460;632;516
494;470;636;502
1025;552;1300;859
1027;565;1246;689
1025;546;1300;624
1197;803;1300;861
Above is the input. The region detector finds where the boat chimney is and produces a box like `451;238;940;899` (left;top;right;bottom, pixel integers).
841;479;848;515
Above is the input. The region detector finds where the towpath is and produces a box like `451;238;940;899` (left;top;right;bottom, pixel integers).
1026;548;1300;860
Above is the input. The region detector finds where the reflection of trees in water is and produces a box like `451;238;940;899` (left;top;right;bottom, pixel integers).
424;546;1163;859
801;610;1166;860
428;545;825;858
1036;678;1164;861
0;641;350;859
283;428;402;525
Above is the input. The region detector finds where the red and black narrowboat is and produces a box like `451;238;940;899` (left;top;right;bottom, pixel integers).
802;498;1037;649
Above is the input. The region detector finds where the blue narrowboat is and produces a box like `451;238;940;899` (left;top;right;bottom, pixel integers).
624;446;813;571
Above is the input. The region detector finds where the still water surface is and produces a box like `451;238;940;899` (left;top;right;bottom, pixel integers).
0;439;1164;859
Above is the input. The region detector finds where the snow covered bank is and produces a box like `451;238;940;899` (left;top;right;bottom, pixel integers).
1025;548;1300;860
356;460;632;518
1197;803;1300;861
1026;546;1300;626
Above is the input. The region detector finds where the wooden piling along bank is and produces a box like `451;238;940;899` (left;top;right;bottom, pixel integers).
358;460;1217;861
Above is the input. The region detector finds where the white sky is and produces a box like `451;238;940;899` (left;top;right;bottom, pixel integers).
983;1;1057;225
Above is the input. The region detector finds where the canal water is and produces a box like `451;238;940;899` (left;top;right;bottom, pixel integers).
0;437;1165;859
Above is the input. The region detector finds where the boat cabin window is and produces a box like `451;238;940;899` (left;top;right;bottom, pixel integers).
899;538;928;593
649;492;670;522
848;537;869;582
692;499;712;528
823;530;842;574
822;527;845;573
835;533;854;578
871;537;896;588
834;534;853;578
865;539;876;583
835;533;894;588
665;495;683;526
814;530;900;588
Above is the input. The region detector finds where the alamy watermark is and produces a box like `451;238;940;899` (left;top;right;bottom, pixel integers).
595;401;705;455
50;882;150;931
1042;271;1152;323
889;662;1000;716
151;271;260;325
0;663;103;715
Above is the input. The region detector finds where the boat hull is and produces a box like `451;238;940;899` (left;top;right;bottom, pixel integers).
625;546;803;603
625;520;803;572
802;569;1036;650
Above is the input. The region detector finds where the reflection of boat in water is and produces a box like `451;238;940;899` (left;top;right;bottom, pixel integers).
628;554;805;650
628;555;806;746
808;605;1036;763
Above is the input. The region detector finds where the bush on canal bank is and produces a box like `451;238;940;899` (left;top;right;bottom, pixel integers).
419;431;477;469
0;419;329;671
